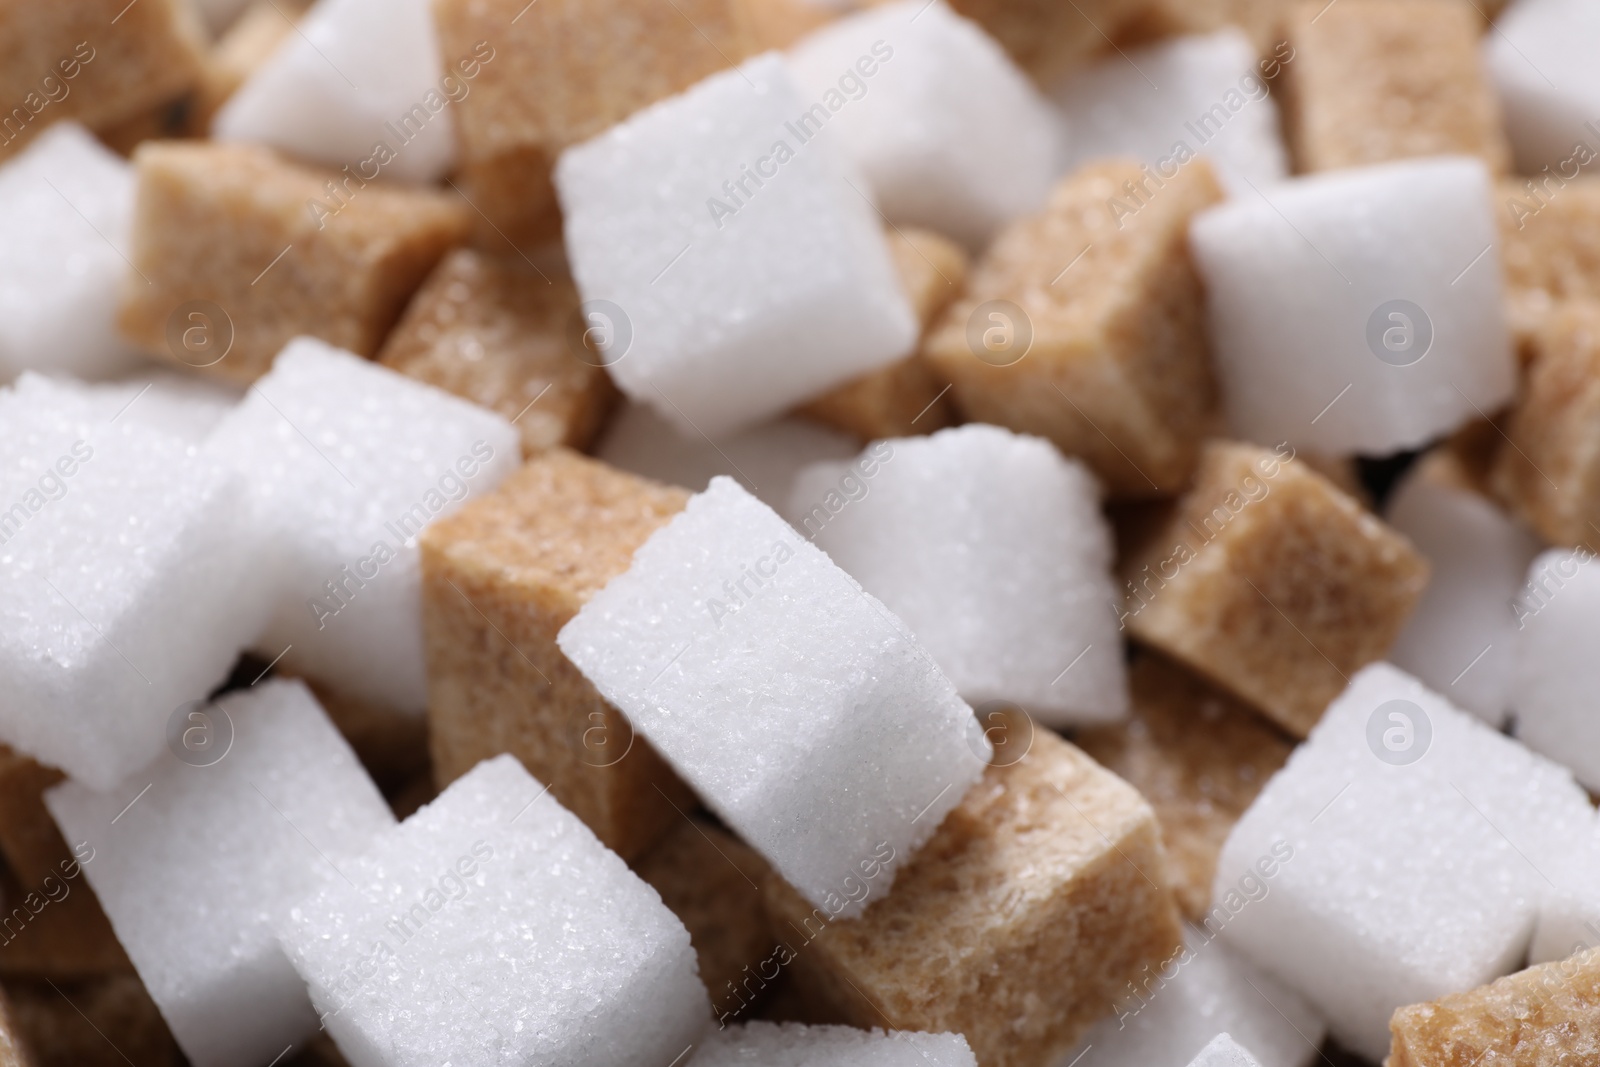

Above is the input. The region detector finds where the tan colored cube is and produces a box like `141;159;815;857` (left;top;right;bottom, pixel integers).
930;0;1145;83
378;249;616;457
1280;0;1509;175
1120;0;1503;56
116;142;469;384
1498;178;1600;352
1124;440;1429;738
419;450;695;861
0;749;68;889
1076;652;1294;922
6;976;179;1067
761;721;1183;1067
0;867;131;980
1387;946;1600;1067
925;158;1224;498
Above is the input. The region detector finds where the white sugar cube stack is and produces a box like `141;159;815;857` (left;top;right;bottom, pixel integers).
1049;30;1289;197
1511;550;1600;790
555;53;917;439
213;0;457;182
1185;1035;1265;1067
45;680;396;1067
278;754;710;1067
559;477;986;916
0;375;268;789
1189;157;1514;457
789;425;1127;726
1485;0;1600;173
691;1022;977;1066
784;0;1059;250
206;338;518;715
597;402;861;510
0;122;139;381
1214;663;1593;1060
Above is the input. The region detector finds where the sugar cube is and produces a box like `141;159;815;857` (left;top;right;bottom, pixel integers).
942;0;1145;83
44;679;397;1067
0;746;69;888
5;975;180;1067
558;476;986;916
555;53;918;440
1496;176;1600;349
14;369;240;446
1050;30;1289;198
1510;550;1600;791
789;424;1128;726
1120;0;1296;54
1184;1034;1264;1067
1214;663;1594;1060
277;754;711;1067
785;0;1059;250
0;861;132;980
1528;807;1600;966
1486;0;1600;174
690;1022;977;1066
206;338;520;716
212;0;456;183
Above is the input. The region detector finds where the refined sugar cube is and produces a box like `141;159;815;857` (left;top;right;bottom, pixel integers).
1528;807;1600;966
1185;1034;1264;1067
690;1022;977;1066
0;123;138;381
1511;550;1600;791
1486;0;1600;174
786;0;1060;249
1189;157;1515;456
1214;663;1595;1061
790;424;1128;726
1049;30;1289;198
555;53;918;439
277;754;711;1067
213;0;457;183
44;680;396;1067
942;0;1145;83
558;476;986;916
206;338;520;716
16;369;240;446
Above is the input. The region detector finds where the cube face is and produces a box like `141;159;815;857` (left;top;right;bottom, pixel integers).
1119;0;1296;55
1497;178;1600;349
761;726;1183;1067
379;249;616;456
1487;0;1600;174
555;54;918;439
1510;551;1600;792
419;450;694;859
44;680;396;1067
1189;157;1514;457
924;159;1224;498
116;142;469;385
941;0;1144;83
1124;442;1428;737
1282;0;1509;175
692;1022;977;1066
1185;1035;1264;1067
278;755;711;1067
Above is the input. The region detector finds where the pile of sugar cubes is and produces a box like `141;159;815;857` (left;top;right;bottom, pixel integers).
9;0;1600;1064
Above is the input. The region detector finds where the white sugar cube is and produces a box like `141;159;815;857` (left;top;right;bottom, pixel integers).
692;1022;977;1066
1189;157;1514;457
0;123;139;381
1185;1035;1264;1067
1049;31;1289;198
1511;550;1600;791
555;54;918;440
278;754;710;1067
1384;462;1541;726
213;0;457;183
0;376;268;789
205;338;519;715
15;369;241;445
558;476;986;917
784;0;1059;249
789;425;1127;726
1214;663;1593;1060
1529;807;1600;966
44;680;395;1067
1067;931;1323;1067
1486;0;1600;173
596;402;861;510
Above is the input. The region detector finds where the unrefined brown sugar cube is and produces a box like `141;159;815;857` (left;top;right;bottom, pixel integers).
798;227;967;439
934;0;1144;83
1497;177;1600;351
419;449;695;861
924;158;1224;498
0;749;68;889
378;248;616;457
1280;0;1509;174
1124;440;1429;738
0;866;131;981
6;976;180;1067
760;721;1183;1067
1075;652;1294;922
1386;946;1600;1067
115;142;469;384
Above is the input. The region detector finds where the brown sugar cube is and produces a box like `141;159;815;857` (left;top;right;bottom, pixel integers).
299;679;430;794
378;249;617;457
115;141;469;384
419;449;695;860
1119;0;1503;56
633;817;779;1025
761;721;1183;1067
0;750;68;889
1497;177;1600;352
927;0;1145;83
1387;945;1600;1066
433;0;829;249
0;866;132;981
1280;0;1509;175
799;227;968;439
924;158;1224;498
1124;440;1429;737
6;976;179;1067
1076;651;1294;922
